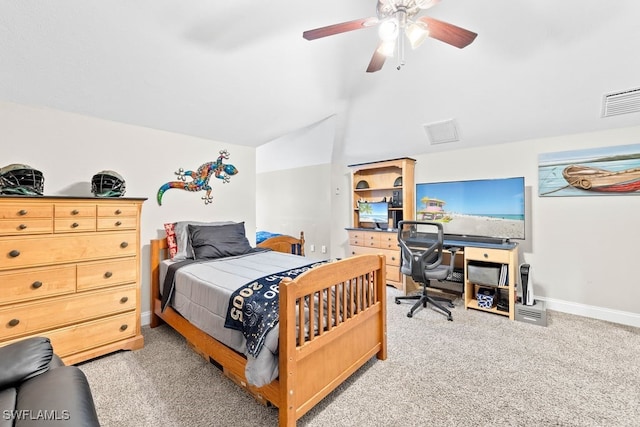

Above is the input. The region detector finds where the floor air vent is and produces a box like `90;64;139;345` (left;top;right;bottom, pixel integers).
602;87;640;117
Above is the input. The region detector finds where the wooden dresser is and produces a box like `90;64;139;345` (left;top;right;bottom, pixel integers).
347;229;402;289
0;196;145;365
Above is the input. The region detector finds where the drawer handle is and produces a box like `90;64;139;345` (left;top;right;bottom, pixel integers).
32;281;43;289
8;319;20;327
71;222;79;228
391;256;396;261
18;209;28;216
120;241;129;248
104;271;113;278
9;250;20;258
72;209;79;215
483;253;488;258
115;209;122;215
120;296;129;303
115;221;122;226
120;324;128;331
352;251;356;255
18;224;27;230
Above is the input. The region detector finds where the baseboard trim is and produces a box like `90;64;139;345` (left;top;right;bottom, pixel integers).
141;310;152;327
142;300;640;329
539;297;640;328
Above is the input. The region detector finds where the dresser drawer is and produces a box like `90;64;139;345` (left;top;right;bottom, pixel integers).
42;312;137;358
97;216;137;231
378;233;398;250
54;217;97;233
0;218;53;235
0;285;137;340
386;265;400;283
97;204;139;217
0;231;137;271
0;265;76;305
54;204;96;218
77;258;138;291
0;203;53;219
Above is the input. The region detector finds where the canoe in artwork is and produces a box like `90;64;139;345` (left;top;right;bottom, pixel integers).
562;165;640;192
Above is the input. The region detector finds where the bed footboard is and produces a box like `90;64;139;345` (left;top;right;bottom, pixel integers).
278;254;387;425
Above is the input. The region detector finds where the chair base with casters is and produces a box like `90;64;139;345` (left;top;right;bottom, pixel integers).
395;287;456;320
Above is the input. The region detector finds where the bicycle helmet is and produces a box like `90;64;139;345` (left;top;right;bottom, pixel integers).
0;164;45;196
92;170;126;197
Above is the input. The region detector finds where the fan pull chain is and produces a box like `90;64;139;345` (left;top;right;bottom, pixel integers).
397;31;406;70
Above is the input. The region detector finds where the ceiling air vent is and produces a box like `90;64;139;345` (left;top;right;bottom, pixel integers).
602;87;640;117
423;119;459;145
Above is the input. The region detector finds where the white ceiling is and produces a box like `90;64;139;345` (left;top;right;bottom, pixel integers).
1;0;639;163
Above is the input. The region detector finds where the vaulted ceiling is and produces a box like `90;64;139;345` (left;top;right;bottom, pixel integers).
1;1;639;163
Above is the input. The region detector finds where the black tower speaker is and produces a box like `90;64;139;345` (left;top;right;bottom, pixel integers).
391;190;402;207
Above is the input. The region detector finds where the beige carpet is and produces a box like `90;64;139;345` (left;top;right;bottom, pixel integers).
79;288;640;426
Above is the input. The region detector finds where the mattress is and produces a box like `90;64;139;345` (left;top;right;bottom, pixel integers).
159;250;315;386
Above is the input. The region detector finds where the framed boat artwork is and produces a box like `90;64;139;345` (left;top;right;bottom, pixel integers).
538;143;640;197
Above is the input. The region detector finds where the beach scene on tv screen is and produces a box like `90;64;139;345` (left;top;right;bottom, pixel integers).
416;177;525;239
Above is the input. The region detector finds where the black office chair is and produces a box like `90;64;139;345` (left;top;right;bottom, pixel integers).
394;221;460;321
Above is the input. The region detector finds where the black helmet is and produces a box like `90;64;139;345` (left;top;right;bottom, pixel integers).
356;180;369;189
92;170;126;197
0;164;45;196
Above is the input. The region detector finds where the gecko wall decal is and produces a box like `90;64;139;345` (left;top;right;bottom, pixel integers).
157;149;238;206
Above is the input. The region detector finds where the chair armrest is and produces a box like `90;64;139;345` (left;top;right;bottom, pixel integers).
16;366;100;427
0;337;53;389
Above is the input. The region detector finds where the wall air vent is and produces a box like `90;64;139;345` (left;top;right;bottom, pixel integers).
423;119;459;145
602;87;640;117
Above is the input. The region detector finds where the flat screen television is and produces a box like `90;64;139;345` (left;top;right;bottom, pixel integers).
358;201;389;229
415;177;525;240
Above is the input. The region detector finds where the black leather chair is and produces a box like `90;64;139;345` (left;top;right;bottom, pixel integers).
394;221;460;321
0;337;100;427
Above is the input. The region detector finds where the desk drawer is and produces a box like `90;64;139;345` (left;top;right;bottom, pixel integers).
464;246;511;264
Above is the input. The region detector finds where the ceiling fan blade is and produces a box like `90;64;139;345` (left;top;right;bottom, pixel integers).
303;17;378;41
417;16;477;49
366;46;387;73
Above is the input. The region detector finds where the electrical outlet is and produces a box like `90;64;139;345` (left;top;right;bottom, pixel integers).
310;244;315;252
321;245;327;254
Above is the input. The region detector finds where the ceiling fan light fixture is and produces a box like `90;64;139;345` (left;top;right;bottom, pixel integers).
378;19;399;42
406;21;430;49
377;40;396;57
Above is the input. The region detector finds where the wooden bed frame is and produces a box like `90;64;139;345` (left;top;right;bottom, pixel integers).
257;231;305;256
150;233;387;427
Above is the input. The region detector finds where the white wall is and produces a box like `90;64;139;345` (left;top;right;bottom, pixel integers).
262;121;640;327
0;101;256;319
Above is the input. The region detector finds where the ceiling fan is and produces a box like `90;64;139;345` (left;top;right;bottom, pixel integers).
302;0;477;72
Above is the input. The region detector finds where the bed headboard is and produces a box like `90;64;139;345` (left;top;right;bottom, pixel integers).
256;231;305;256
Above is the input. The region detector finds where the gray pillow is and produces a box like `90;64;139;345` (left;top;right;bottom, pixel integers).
173;220;235;260
188;222;252;259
